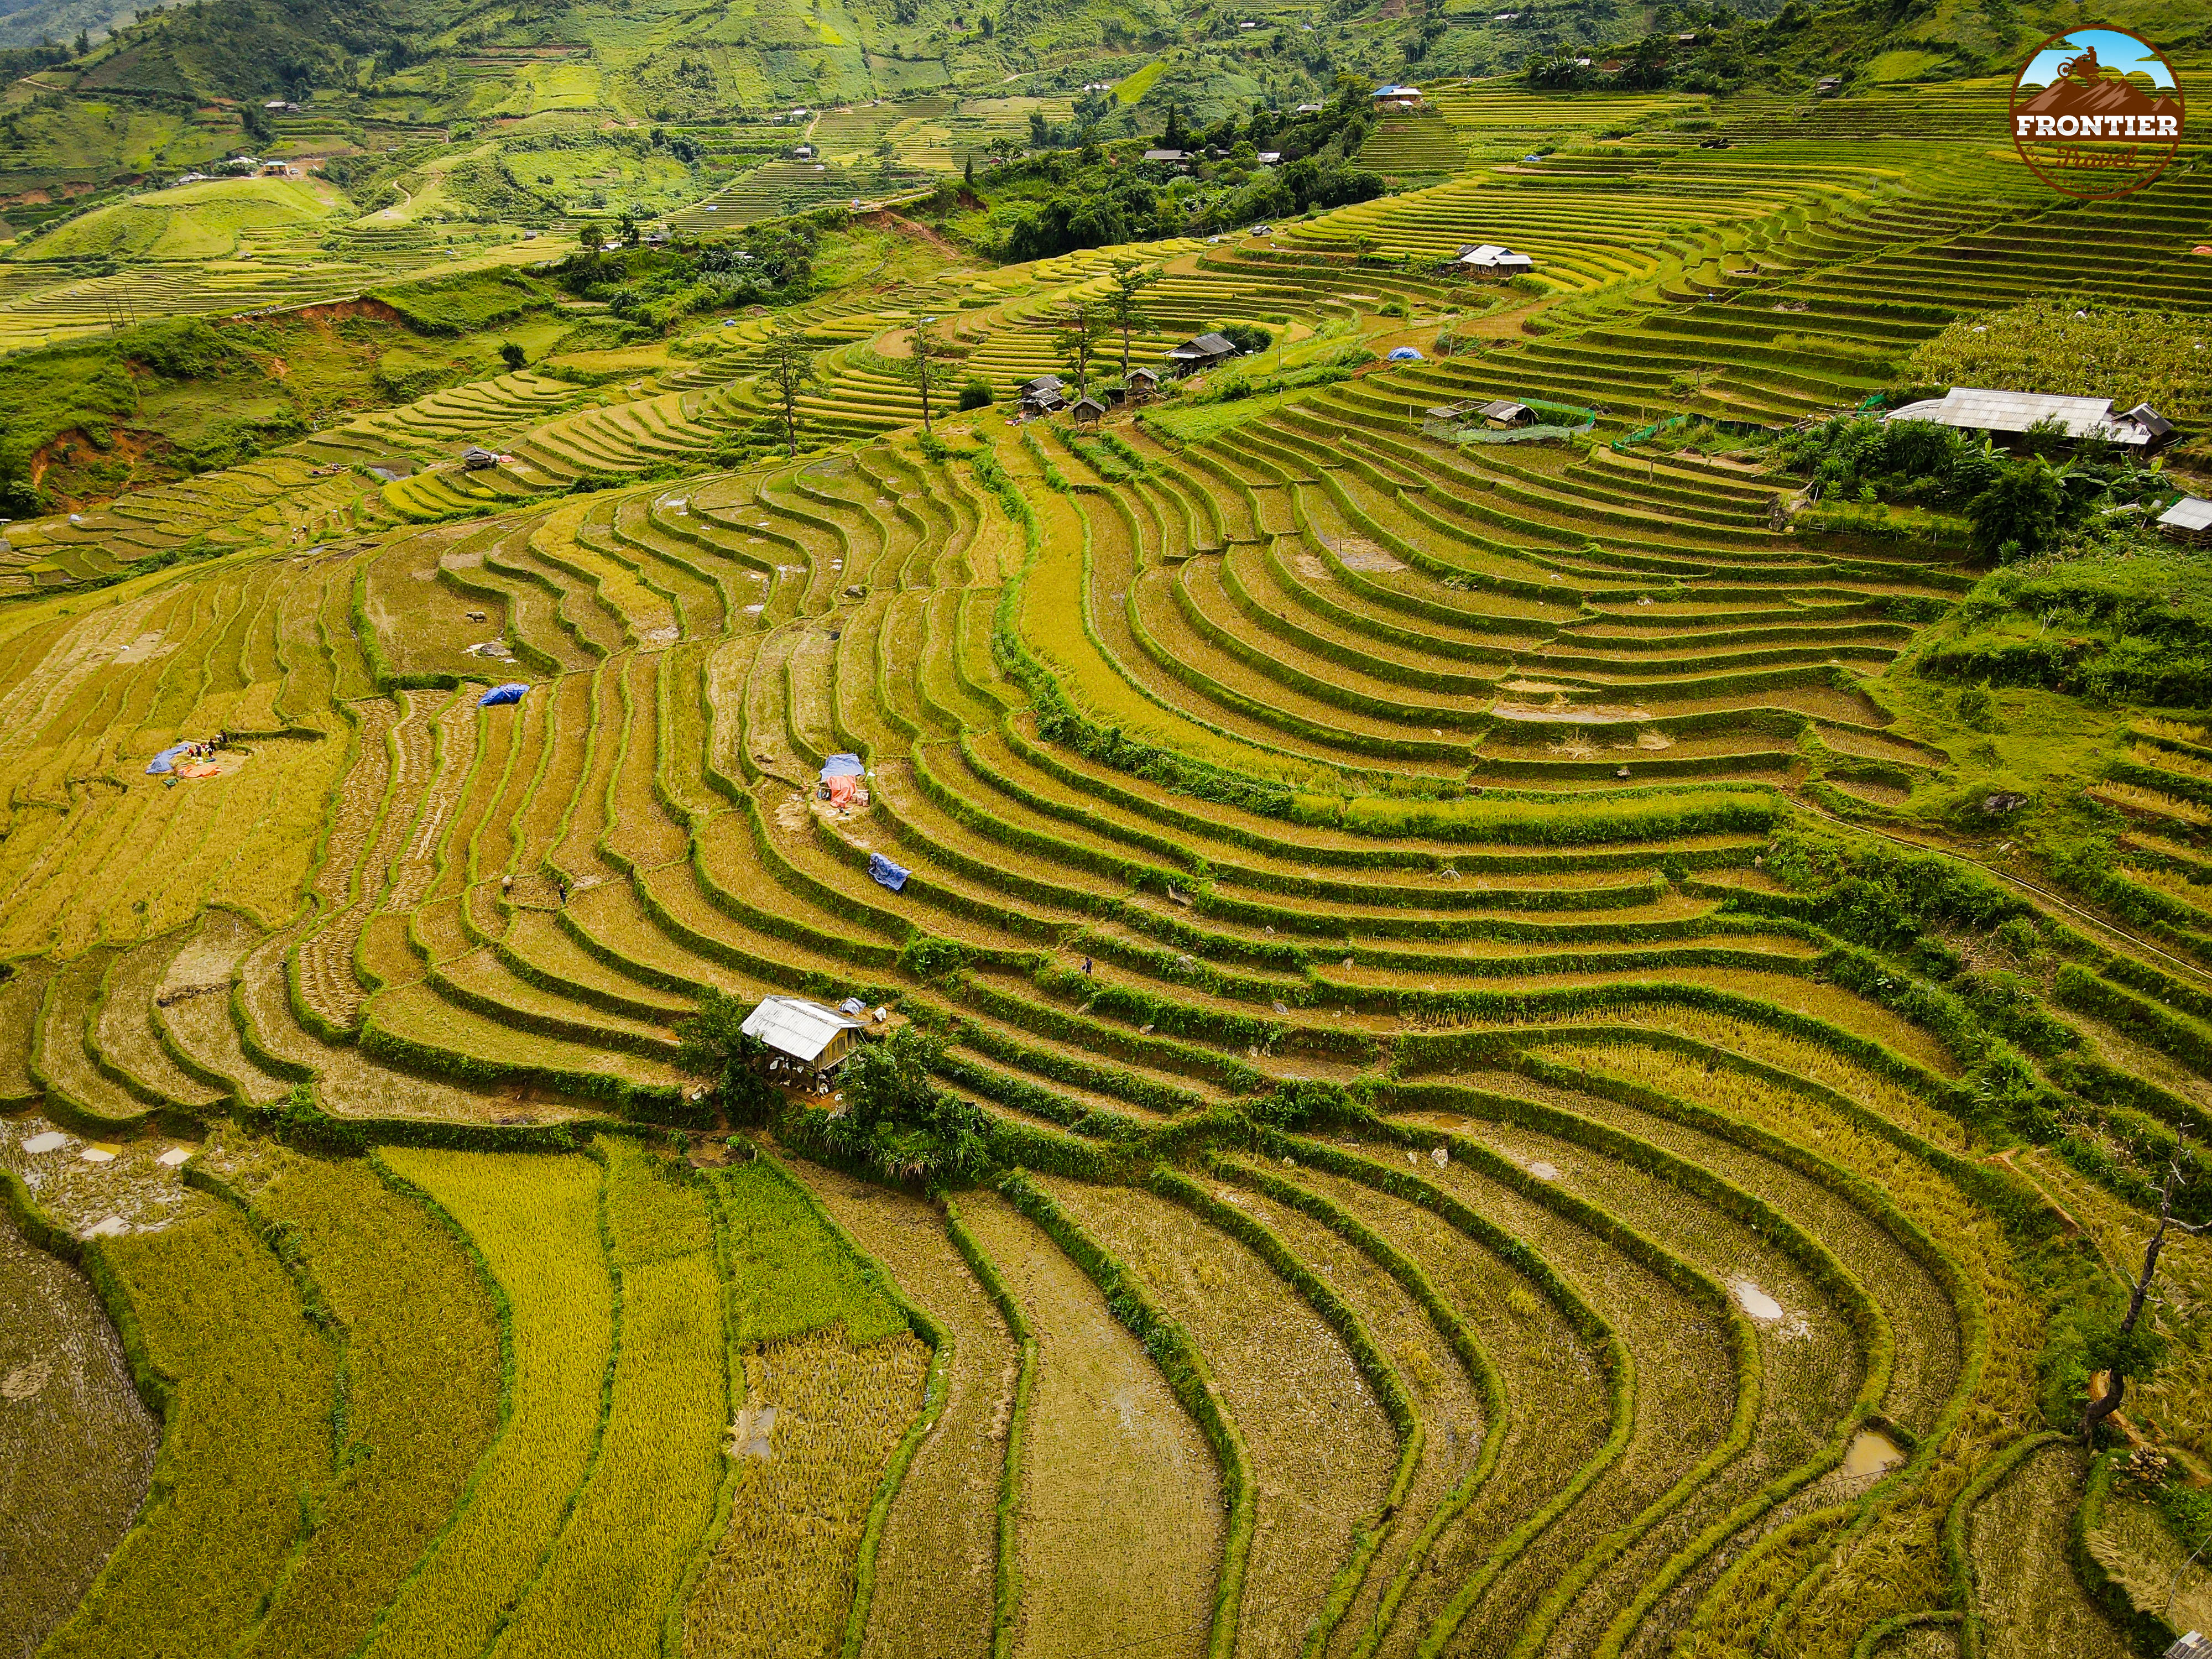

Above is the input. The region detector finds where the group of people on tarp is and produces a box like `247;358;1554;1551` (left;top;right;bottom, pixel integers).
145;732;233;782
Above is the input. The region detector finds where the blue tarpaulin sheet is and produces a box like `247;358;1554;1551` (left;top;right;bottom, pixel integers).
145;743;193;776
1387;346;1424;361
868;853;910;893
820;753;865;779
479;682;529;707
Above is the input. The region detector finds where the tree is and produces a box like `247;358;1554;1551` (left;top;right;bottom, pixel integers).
673;988;777;1126
1967;455;2065;561
818;1025;989;1185
963;153;974;185
2080;1147;2197;1443
759;327;817;458
910;316;947;434
1105;258;1161;377
1052;300;1108;399
616;208;641;247
499;341;526;371
1161;103;1185;148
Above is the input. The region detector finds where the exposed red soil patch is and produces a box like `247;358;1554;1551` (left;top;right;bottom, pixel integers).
28;426;185;509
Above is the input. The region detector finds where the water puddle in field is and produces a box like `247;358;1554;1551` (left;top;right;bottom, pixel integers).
727;1404;778;1460
1841;1428;1904;1480
1730;1278;1785;1322
1526;1160;1560;1181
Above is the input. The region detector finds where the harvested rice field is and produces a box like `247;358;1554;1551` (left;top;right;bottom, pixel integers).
4;56;2210;1659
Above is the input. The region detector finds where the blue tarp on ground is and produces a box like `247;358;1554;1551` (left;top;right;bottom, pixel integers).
1387;346;1424;361
868;853;910;893
145;743;193;775
479;682;530;707
821;753;865;779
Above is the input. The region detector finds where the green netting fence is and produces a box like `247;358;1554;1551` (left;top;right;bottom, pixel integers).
1424;396;1597;446
1610;411;1781;452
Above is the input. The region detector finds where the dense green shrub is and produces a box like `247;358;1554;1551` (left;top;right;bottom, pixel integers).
815;1026;990;1186
1921;552;2212;704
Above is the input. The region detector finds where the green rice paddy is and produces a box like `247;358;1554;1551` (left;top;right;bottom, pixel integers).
3;58;2210;1659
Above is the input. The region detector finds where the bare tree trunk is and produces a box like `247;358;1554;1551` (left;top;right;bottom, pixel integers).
2081;1370;2127;1444
2081;1193;2176;1443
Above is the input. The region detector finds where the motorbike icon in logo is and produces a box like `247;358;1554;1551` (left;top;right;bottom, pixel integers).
2011;28;2184;199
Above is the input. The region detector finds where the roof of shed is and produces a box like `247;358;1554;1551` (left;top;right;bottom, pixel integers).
1887;387;2143;441
740;996;863;1063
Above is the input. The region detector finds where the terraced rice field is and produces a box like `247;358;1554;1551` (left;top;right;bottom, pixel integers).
3;71;2210;1659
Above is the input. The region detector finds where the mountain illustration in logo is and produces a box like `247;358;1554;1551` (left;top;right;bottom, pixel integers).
2010;28;2184;199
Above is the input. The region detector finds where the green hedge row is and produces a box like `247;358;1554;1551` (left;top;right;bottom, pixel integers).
951;1020;1213;1119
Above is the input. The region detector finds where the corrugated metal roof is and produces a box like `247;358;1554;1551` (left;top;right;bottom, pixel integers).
741;996;862;1063
2160;497;2212;531
1888;387;2148;442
